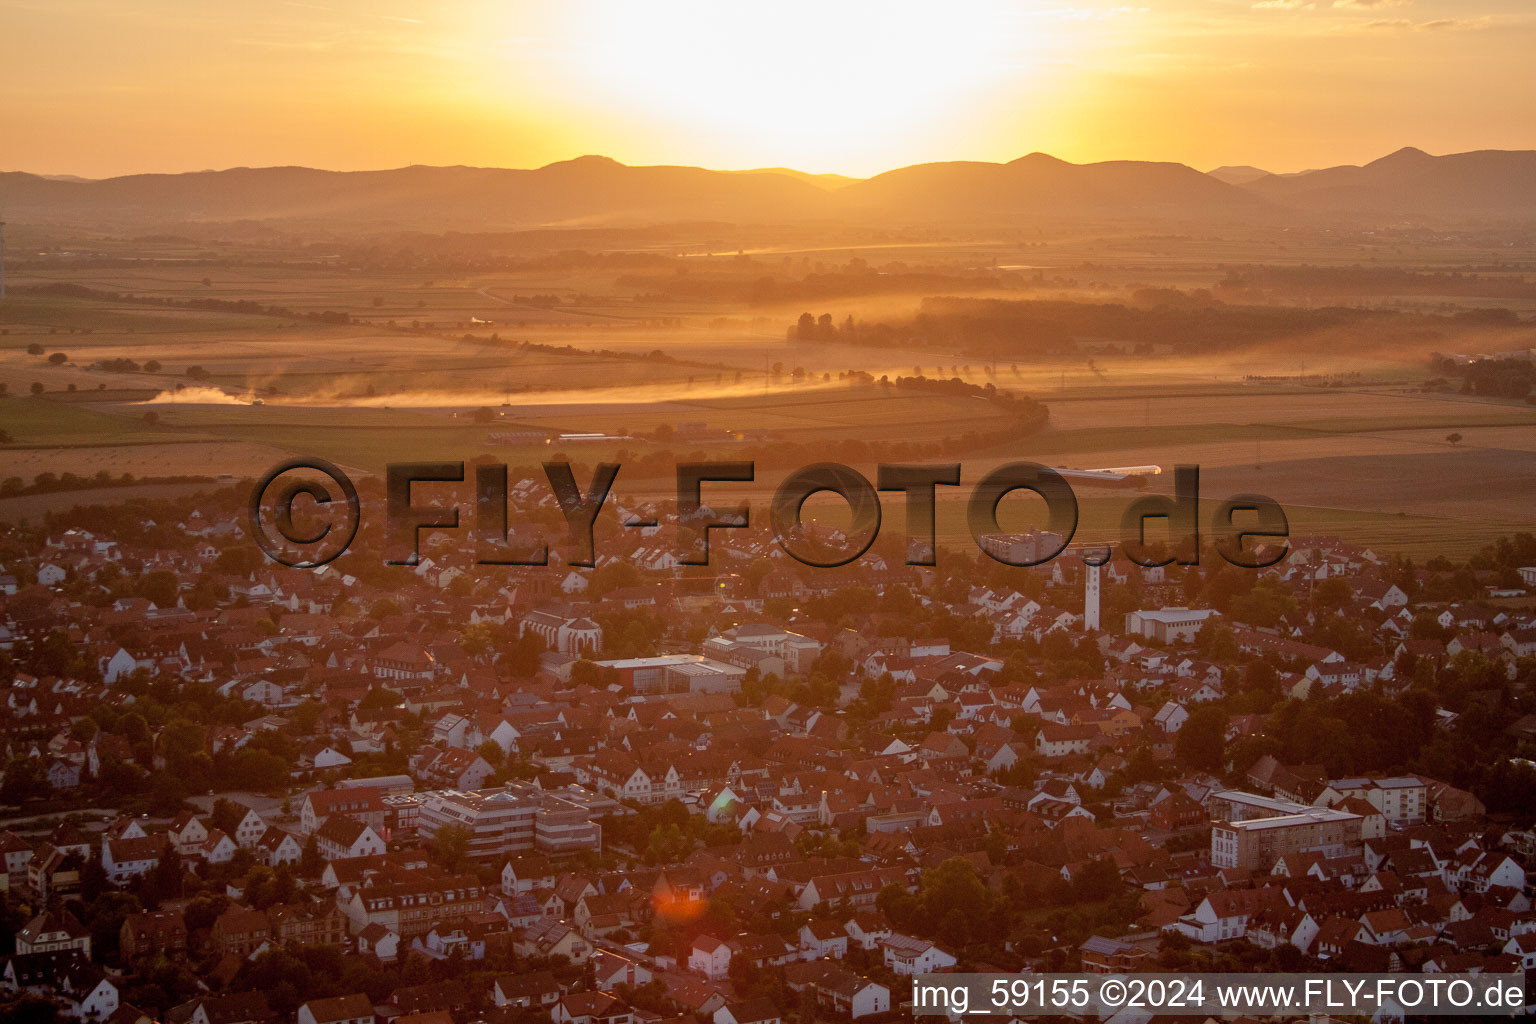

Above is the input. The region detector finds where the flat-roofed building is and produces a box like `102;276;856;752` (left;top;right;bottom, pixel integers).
595;655;710;694
595;655;745;695
533;795;604;856
1211;799;1362;871
415;787;601;860
1126;607;1218;643
338;775;414;797
977;529;1063;566
664;659;746;694
417;790;535;861
707;625;822;676
1209;790;1311;823
383;793;421;834
1316;776;1427;825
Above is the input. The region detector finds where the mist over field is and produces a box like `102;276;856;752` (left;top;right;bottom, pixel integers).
1;157;1533;555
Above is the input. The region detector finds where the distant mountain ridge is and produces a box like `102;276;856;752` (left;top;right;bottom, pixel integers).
2;146;1533;229
0;156;838;229
839;152;1263;218
1240;147;1536;218
1206;165;1273;186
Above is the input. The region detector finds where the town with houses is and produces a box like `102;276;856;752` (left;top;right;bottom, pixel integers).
3;481;1536;1024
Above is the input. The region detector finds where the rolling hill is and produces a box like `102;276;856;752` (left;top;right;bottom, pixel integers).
0;156;837;230
840;152;1266;219
2;147;1534;230
1239;147;1536;219
1206;165;1274;185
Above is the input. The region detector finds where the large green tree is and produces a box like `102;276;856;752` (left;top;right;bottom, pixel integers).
1174;704;1227;774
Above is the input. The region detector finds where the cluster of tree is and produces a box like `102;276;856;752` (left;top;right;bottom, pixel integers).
5;627;102;681
93;357;162;373
601;798;740;862
1468;532;1536;575
907;295;1402;358
1219;649;1536;817
1173;704;1230;774
0;756;52;805
1430;356;1536;399
1220;265;1536;301
874;855;1134;953
453;619;547;676
469;335;703;371
592;605;666;660
0;670;291;812
617;263;1023;307
232;944;431;1017
1141;530;1536;817
3;485;241;553
0;994;66;1024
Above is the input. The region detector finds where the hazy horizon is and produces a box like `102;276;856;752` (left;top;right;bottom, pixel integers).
0;143;1498;182
4;0;1535;179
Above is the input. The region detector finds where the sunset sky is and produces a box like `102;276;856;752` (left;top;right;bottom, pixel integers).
3;0;1534;179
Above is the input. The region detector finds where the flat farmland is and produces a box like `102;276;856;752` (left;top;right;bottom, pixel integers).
43;386;1020;475
654;389;1014;438
0;396;173;446
1040;386;1536;433
12;265;718;327
0;481;233;525
0;312;732;403
2;248;1532;558
0;296;268;336
603;479;1496;561
0;440;289;483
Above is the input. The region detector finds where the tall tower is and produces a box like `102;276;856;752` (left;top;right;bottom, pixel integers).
0;221;7;301
1084;560;1101;631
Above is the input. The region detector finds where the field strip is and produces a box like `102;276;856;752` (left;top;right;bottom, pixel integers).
1;438;229;451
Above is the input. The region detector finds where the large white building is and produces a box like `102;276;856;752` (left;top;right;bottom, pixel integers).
978;529;1063;566
879;934;957;975
595;654;746;694
520;610;602;655
415;786;603;860
1316;776;1426;825
1126;607;1218;643
706;624;822;677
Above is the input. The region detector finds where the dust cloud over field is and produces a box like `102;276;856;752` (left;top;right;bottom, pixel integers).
132;376;858;411
140;386;256;405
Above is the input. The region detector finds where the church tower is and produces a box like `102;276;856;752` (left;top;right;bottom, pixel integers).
1084;560;1101;631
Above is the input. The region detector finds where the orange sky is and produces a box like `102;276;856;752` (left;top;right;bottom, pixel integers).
2;0;1533;178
